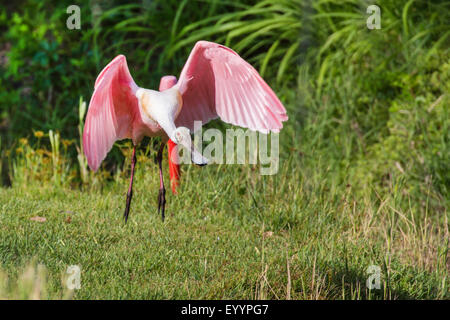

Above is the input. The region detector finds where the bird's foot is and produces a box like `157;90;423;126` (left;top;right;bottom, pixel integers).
157;187;166;221
123;189;133;223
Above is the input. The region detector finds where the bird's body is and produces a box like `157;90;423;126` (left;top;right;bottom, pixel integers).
135;86;183;140
83;40;288;221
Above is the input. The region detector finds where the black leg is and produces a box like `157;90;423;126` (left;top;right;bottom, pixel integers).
123;146;137;223
157;142;166;221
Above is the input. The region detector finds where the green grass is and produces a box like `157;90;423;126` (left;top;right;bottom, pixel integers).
0;148;448;299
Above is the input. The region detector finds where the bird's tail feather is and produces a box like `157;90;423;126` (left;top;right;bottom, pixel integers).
168;139;180;194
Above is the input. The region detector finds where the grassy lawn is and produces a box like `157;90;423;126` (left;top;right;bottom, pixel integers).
0;154;447;299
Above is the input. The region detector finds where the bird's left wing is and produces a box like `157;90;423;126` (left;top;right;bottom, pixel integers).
175;41;288;133
83;55;141;171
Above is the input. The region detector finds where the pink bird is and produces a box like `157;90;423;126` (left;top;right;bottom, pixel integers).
83;41;288;222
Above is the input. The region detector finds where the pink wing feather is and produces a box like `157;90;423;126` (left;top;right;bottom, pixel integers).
176;41;288;133
83;55;141;171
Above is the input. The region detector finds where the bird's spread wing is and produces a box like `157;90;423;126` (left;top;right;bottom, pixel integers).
83;55;140;171
176;41;288;133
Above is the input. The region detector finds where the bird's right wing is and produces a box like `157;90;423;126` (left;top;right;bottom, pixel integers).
175;41;288;133
83;55;140;171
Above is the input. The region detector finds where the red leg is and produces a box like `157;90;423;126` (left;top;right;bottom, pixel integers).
156;142;166;221
123;146;137;223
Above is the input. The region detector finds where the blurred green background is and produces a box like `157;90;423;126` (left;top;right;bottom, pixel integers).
0;0;448;193
0;0;448;299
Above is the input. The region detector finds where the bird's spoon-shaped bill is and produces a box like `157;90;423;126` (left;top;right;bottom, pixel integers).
171;127;208;166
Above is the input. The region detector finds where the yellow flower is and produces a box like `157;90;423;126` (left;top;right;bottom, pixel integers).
16;147;23;154
137;155;147;163
19;138;28;145
62;139;74;147
34;131;44;139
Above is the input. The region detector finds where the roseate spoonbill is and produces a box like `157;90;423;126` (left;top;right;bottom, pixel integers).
83;41;288;222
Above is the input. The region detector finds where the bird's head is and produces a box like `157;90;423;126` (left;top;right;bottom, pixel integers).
171;127;208;166
159;75;177;91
